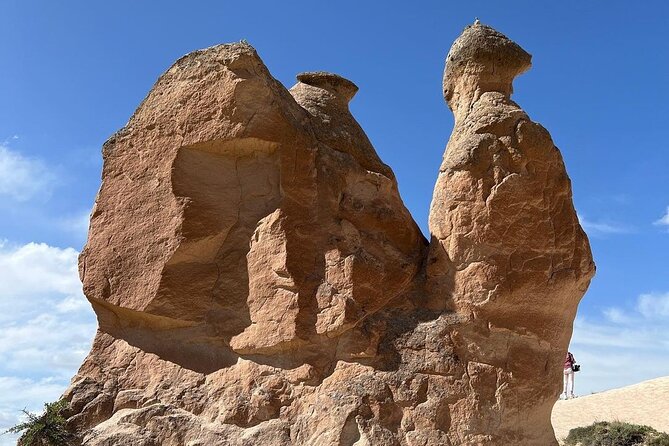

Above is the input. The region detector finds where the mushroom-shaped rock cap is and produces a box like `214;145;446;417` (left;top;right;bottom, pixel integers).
443;23;531;107
296;71;359;103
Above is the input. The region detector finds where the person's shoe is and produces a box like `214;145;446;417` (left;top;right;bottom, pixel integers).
569;393;576;399
560;393;567;400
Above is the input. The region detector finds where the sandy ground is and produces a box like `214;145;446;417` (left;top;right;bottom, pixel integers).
551;375;669;442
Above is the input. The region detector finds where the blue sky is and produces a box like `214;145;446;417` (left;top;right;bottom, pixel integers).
1;0;668;441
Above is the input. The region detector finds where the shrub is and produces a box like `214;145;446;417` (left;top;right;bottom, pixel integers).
6;399;75;446
565;421;669;446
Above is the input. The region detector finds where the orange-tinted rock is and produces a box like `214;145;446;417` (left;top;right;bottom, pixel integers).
67;24;593;446
428;23;595;444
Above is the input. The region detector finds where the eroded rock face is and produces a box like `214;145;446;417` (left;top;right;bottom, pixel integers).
67;24;594;445
427;24;595;444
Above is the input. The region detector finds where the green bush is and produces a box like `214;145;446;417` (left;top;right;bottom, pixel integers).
565;421;669;446
6;399;75;446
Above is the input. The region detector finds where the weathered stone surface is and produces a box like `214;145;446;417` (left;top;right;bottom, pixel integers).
428;24;594;444
66;23;594;445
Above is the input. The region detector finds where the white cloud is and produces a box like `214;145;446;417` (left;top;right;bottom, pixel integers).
0;241;96;444
0;241;81;298
0;313;96;375
577;213;632;236
56;294;90;313
0;144;55;202
637;292;669;318
570;292;669;395
602;307;633;324
654;206;669;230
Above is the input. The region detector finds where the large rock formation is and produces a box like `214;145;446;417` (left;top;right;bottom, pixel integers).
66;23;594;445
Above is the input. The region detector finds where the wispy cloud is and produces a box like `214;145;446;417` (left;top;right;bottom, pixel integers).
0;144;55;202
0;313;95;376
577;213;632;236
637;292;669;319
602;307;634;324
571;291;669;395
654;206;669;231
0;241;96;442
57;209;91;246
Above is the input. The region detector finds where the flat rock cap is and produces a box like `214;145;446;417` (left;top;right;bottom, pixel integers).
296;71;359;102
446;24;531;77
444;23;531;103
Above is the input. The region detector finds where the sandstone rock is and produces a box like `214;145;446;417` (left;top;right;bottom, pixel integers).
428;25;594;443
67;24;593;445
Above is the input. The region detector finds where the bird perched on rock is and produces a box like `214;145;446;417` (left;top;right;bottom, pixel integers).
474;18;481;25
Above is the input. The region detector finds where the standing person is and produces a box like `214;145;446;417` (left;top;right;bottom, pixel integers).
563;351;576;399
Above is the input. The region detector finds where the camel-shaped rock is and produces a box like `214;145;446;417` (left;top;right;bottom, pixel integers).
66;23;594;445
